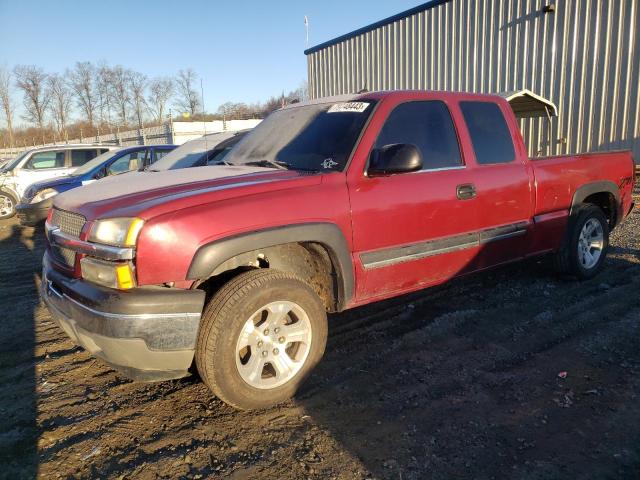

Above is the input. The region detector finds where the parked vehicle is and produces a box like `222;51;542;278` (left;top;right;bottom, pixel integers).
41;91;635;410
150;130;249;170
0;144;117;219
16;144;176;226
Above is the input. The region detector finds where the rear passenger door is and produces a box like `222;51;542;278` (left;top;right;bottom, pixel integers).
458;101;534;268
349;99;480;300
15;150;68;197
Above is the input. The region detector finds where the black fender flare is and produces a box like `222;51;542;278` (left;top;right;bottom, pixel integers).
187;222;354;309
570;180;621;227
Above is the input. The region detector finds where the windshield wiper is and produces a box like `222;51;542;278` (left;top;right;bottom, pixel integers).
209;159;234;166
245;159;289;170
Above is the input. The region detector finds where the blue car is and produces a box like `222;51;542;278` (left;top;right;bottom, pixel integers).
16;144;176;225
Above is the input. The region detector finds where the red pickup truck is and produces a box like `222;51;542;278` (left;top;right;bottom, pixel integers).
42;91;635;410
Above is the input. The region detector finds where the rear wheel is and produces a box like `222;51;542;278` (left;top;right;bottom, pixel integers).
195;269;327;410
0;190;16;219
554;204;609;279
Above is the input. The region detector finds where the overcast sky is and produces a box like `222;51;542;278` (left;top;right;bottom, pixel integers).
0;0;424;124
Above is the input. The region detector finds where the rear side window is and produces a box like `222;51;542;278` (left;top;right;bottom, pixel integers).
25;151;65;169
460;102;515;164
153;149;171;162
375;101;462;170
71;149;99;167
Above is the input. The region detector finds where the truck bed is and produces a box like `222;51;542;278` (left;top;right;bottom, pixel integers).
531;150;635;221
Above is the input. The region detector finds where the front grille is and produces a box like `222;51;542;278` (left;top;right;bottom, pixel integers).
50;208;86;268
53;246;77;267
51;208;86;238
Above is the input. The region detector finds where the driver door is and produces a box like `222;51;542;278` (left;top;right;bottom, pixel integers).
348;99;480;301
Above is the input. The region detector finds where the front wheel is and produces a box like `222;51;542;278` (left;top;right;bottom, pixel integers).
195;269;327;410
554;204;609;279
0;190;17;219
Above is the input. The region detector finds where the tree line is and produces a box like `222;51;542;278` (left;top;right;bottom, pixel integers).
0;61;307;149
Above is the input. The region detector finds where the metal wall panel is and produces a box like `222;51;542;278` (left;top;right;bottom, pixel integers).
305;0;639;160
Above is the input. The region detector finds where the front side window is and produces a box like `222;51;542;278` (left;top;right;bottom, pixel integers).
24;151;65;170
71;149;99;167
460;101;515;165
224;100;376;172
374;101;462;170
107;150;148;176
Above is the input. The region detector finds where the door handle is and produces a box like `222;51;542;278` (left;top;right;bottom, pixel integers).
456;183;476;200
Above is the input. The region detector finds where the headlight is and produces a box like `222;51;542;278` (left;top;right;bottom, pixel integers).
30;188;58;204
88;217;144;247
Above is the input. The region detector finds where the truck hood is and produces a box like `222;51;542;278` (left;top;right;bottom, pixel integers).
54;165;315;220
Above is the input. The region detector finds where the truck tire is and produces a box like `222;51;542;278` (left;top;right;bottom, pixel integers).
0;189;17;219
195;269;328;410
554;204;609;279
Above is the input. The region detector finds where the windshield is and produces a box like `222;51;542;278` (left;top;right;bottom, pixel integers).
224;100;375;172
152;132;238;170
1;150;31;173
71;148;124;176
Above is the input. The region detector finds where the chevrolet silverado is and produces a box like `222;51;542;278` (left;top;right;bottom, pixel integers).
41;91;635;410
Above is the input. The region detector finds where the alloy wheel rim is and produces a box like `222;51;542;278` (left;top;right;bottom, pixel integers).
0;194;14;217
235;300;313;389
578;218;604;269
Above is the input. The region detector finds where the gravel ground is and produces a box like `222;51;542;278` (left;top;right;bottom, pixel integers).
1;188;639;480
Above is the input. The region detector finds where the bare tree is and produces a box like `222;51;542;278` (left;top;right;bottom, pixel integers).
14;65;50;130
175;69;200;117
128;71;148;129
147;77;173;123
0;67;15;147
47;73;72;137
293;80;309;102
96;62;114;127
109;65;131;125
68;61;97;127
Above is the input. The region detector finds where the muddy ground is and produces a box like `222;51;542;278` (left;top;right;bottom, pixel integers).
1;190;639;480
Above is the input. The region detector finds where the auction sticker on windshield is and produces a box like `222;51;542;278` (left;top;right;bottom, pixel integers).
327;102;370;113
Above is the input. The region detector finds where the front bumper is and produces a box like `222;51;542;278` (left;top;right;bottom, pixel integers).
41;253;206;381
16;198;53;226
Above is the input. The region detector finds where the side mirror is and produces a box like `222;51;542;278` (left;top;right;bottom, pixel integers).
368;144;422;176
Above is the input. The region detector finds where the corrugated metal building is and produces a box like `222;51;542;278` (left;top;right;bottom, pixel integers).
304;0;639;159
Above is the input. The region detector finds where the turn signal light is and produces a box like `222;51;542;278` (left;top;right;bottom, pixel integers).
80;257;136;290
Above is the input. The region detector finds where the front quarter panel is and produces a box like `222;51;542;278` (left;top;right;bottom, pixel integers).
134;174;352;286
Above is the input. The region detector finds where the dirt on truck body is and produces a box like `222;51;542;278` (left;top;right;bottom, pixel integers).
1;184;639;479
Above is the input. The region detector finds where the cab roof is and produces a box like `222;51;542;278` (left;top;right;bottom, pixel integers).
282;89;558;119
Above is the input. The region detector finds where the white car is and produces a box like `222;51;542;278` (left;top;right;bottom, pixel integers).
0;144;117;219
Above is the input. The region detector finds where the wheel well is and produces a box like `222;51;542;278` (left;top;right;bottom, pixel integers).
195;242;340;312
0;188;18;202
582;192;616;227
